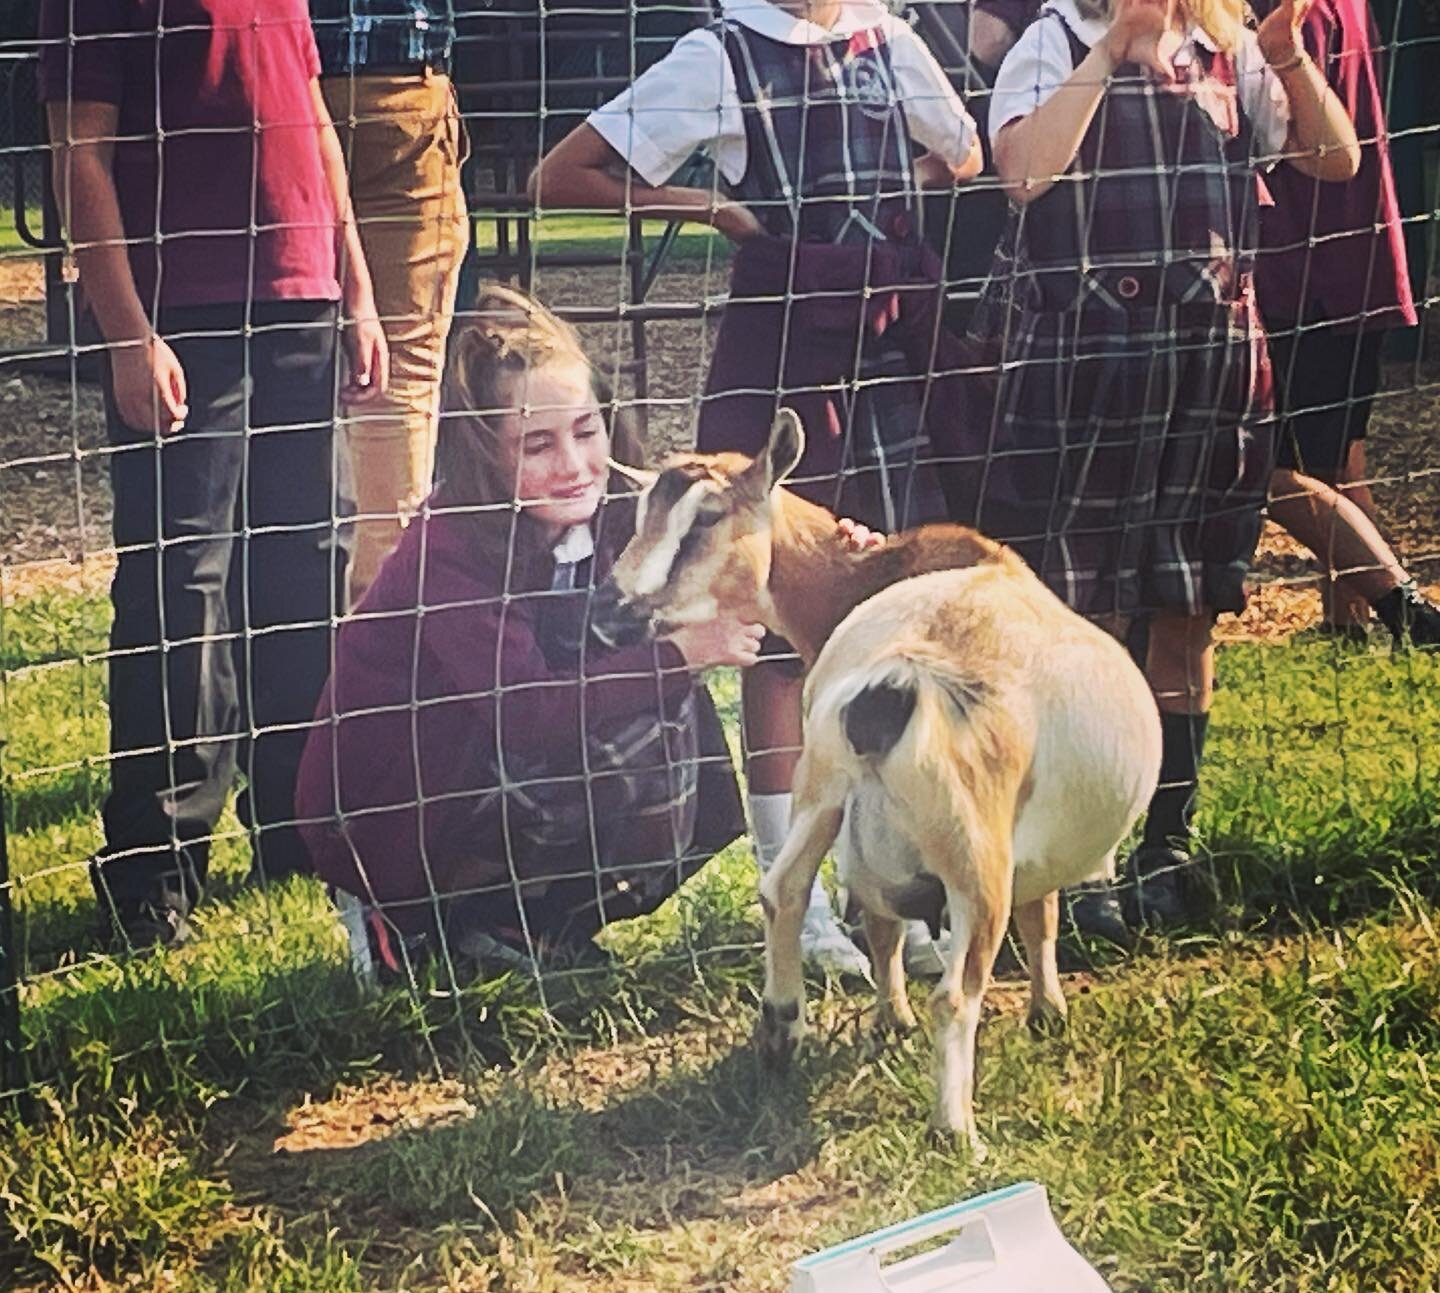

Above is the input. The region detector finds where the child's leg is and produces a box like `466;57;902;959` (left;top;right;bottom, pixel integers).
95;313;249;948
241;303;347;883
742;661;869;977
1129;610;1215;926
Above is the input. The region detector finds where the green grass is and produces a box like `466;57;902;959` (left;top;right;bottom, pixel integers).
0;210;39;255
3;585;1440;1289
473;210;733;268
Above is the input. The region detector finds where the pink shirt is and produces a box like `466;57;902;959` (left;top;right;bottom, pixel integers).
39;0;340;312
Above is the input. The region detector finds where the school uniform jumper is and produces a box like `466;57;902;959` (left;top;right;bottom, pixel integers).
981;2;1289;620
586;0;978;533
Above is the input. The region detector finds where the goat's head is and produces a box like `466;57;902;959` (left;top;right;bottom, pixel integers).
592;409;805;646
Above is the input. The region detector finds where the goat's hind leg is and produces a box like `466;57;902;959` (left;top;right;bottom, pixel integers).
1014;891;1067;1037
863;910;916;1038
930;849;1011;1158
756;760;846;1070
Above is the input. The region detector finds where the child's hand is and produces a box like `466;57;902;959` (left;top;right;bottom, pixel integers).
713;200;764;246
666;616;765;670
1103;0;1179;81
110;334;188;436
1257;0;1312;67
343;312;390;404
836;517;886;552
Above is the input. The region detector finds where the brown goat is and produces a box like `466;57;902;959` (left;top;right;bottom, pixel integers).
592;411;1161;1154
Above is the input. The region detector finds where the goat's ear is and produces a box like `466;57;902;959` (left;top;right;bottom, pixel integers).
763;408;806;488
607;458;658;489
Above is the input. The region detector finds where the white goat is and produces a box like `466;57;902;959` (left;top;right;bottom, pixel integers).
592;411;1161;1153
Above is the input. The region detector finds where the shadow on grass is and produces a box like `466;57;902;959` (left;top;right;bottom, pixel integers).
219;1033;824;1267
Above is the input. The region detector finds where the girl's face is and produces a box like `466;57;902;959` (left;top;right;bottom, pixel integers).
501;360;610;539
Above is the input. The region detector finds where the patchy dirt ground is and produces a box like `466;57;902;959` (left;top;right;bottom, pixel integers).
3;252;1437;638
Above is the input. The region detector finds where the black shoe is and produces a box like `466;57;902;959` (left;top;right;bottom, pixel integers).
1061;883;1132;948
451;925;614;980
90;859;193;951
1373;583;1440;649
1123;846;1193;930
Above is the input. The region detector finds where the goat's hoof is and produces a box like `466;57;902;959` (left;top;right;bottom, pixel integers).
929;1113;989;1162
1026;999;1068;1039
874;1004;918;1041
756;998;805;1069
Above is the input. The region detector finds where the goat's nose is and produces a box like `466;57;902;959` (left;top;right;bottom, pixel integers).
589;581;650;648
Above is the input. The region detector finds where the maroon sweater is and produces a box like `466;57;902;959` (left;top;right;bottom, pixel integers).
296;498;691;919
1255;0;1415;332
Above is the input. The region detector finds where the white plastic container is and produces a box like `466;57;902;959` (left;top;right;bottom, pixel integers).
789;1181;1112;1293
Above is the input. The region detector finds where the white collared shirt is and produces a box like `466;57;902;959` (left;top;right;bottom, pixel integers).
549;523;596;590
988;0;1290;160
583;0;977;190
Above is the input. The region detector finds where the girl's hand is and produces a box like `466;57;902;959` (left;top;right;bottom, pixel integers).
713;200;764;246
1257;0;1312;67
666;616;765;670
110;334;188;436
1103;0;1180;81
836;517;886;552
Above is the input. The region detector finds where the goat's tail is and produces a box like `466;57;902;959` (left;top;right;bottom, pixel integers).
838;652;984;766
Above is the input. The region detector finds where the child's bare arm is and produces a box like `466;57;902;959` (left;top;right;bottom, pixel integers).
913;137;984;187
530;123;762;244
995;0;1175;203
47;99;188;435
993;43;1113;203
1258;0;1359;181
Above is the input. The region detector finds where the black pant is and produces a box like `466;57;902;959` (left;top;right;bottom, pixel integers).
97;301;346;906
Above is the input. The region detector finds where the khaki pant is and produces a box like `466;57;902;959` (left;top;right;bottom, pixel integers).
323;71;469;602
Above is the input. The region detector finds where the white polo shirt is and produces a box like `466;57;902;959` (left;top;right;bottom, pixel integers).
988;0;1290;160
585;0;978;189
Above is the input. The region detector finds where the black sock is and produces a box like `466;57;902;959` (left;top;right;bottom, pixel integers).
1142;711;1210;853
1371;584;1412;638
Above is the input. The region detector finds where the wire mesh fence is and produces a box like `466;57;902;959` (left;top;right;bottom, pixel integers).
2;0;1440;1284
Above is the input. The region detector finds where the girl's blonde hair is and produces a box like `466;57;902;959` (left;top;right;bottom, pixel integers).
434;283;644;580
1074;0;1244;53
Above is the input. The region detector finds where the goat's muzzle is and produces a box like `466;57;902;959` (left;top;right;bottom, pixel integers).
590;579;654;648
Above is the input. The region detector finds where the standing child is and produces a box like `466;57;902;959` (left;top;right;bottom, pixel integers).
529;0;983;976
984;0;1359;929
296;287;755;976
40;0;388;948
1254;0;1439;646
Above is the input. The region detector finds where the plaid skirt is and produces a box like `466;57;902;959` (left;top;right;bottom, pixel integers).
975;287;1274;618
427;687;743;947
799;337;953;534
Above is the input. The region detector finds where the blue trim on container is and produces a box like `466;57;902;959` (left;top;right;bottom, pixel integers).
792;1181;1039;1270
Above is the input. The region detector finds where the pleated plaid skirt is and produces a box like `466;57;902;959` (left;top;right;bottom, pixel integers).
433;687;744;948
975;284;1275;619
794;336;953;535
